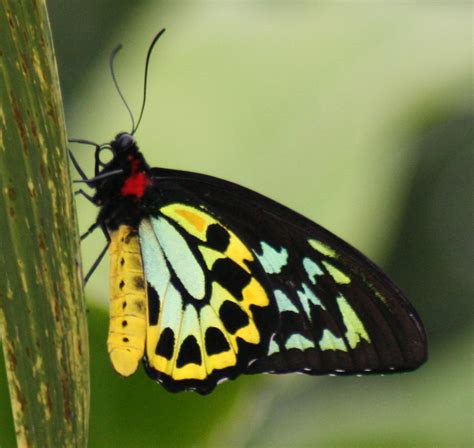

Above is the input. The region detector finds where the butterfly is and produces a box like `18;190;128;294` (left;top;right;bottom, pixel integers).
70;29;427;395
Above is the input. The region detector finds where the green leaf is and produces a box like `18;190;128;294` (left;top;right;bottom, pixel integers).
0;1;89;446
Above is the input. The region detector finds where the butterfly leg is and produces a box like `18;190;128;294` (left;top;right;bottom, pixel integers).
68;138;104;177
83;241;109;284
81;222;100;241
75;189;97;204
83;224;111;284
73;169;124;186
68;149;89;181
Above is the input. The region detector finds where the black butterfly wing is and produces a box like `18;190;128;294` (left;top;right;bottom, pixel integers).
140;167;427;393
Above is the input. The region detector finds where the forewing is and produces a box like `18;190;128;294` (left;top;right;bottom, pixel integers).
140;168;427;392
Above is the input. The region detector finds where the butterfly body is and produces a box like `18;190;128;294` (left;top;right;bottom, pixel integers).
108;224;146;377
81;130;427;395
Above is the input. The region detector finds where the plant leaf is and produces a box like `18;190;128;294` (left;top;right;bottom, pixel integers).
0;1;89;446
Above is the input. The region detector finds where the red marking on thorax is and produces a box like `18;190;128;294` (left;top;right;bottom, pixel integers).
120;157;151;198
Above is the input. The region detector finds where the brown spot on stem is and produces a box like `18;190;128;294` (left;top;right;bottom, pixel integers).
39;160;46;178
7;187;16;200
53;297;61;322
6;347;17;370
45;382;53;415
61;376;73;426
38;234;46;251
19;52;30;77
46;101;58;125
30;118;37;139
14;384;27;413
10;94;28;154
7;12;14;29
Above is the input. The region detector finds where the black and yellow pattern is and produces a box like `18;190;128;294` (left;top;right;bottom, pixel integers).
137;204;275;392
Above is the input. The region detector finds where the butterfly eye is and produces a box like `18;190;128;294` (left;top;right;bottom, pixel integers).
97;146;115;166
116;133;135;151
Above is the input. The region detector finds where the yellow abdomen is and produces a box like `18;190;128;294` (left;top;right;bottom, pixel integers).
108;225;147;376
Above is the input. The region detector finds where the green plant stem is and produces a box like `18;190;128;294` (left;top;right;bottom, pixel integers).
0;1;89;446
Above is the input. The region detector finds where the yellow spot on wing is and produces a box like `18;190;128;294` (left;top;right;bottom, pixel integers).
308;239;337;258
337;295;371;348
322;261;351;284
174;207;206;232
211;282;264;348
173;305;207;381
150;285;183;377
209;283;239;354
200;305;237;372
161;203;213;240
199;245;225;270
225;233;254;272
173;363;207;381
161;202;255;271
242;277;269;309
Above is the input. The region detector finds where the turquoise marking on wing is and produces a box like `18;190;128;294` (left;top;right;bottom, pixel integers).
302;257;324;284
267;338;279;355
176;305;203;368
275;289;299;313
180;304;201;340
297;282;326;319
139;219;171;299
159;284;183;335
319;329;347;351
151;216;206;300
285;334;314;350
255;241;288;274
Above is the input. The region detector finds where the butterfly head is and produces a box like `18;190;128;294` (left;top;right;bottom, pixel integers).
112;132;136;154
102;132;149;174
92;132;139;172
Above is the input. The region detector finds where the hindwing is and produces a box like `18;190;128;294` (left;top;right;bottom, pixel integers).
139;204;277;393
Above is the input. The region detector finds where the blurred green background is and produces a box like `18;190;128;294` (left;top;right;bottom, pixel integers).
1;1;472;447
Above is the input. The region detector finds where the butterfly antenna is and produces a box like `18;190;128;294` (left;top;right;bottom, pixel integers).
132;28;166;135
110;43;136;132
